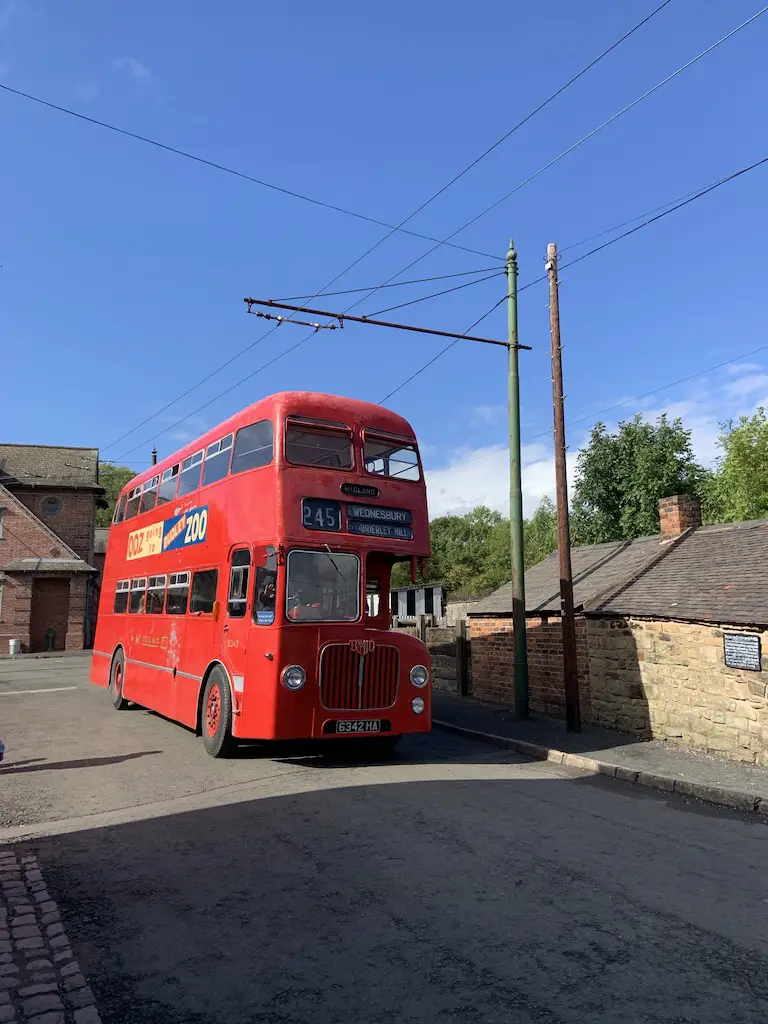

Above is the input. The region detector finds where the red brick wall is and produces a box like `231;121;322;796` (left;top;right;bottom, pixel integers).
17;490;95;562
0;576;32;653
469;615;592;722
0;495;67;569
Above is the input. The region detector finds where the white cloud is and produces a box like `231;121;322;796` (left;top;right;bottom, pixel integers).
112;56;152;87
727;362;763;375
425;442;576;519
468;404;506;427
724;373;768;399
424;366;768;521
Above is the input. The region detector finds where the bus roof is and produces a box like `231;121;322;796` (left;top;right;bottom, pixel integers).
119;392;419;493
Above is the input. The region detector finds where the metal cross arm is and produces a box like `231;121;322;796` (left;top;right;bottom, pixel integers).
243;297;532;350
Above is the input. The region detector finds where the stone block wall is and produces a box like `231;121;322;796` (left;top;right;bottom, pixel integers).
588;618;768;765
468;612;768;766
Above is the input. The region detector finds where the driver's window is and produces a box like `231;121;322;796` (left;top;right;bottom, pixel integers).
253;546;277;625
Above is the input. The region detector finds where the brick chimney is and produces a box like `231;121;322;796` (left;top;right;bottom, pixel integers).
658;494;701;539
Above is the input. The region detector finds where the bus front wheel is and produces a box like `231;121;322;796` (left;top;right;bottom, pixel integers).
110;650;129;711
201;668;235;758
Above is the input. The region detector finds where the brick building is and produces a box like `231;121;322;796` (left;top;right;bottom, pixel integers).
469;494;768;765
0;445;107;653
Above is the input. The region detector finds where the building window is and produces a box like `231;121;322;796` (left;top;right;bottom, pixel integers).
424;586;434;616
166;572;190;615
406;589;416;618
114;580;130;614
190;570;218;615
41;496;63;516
390;591;398;617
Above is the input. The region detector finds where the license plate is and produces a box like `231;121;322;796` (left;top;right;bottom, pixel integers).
335;720;381;734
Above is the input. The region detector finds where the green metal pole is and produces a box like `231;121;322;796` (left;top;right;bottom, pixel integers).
507;239;529;718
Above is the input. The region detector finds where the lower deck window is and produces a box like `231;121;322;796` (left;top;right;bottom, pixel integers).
129;579;147;614
167;573;190;615
286;549;359;622
191;570;218;614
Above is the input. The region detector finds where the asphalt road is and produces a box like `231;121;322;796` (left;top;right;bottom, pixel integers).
1;656;768;1023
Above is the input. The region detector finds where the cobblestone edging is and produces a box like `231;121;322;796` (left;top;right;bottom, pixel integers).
433;719;768;816
0;850;101;1024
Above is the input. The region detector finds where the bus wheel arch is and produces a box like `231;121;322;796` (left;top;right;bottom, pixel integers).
109;646;129;711
197;662;236;757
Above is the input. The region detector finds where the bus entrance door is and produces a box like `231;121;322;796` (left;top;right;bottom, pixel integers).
222;547;252;714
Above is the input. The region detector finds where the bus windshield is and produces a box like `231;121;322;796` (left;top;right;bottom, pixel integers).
286;550;359;622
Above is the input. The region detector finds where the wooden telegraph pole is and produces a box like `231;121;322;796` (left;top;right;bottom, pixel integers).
546;243;580;732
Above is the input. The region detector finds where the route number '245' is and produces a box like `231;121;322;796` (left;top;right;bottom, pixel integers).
302;498;341;532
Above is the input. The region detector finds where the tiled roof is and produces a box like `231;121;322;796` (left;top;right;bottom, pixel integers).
0;444;100;489
470;519;768;627
5;557;94;573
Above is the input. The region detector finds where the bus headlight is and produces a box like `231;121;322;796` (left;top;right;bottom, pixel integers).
412;696;425;715
410;665;429;688
282;665;306;691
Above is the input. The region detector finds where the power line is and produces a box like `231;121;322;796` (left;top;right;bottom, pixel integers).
276;265;504;301
0;81;500;262
356;4;768;296
366;271;504;318
381;151;768;403
99;4;672;456
378;294;508;405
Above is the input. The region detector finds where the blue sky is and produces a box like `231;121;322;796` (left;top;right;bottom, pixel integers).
1;0;767;516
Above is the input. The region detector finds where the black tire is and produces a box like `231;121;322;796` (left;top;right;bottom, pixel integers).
201;668;235;758
110;649;129;710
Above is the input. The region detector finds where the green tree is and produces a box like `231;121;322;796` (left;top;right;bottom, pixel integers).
524;496;558;568
703;408;768;522
97;463;136;527
570;415;705;544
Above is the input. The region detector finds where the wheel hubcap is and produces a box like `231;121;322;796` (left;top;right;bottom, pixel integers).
206;685;220;736
114;664;122;695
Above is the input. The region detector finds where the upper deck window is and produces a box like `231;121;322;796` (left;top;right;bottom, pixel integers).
285;418;353;470
231;420;274;474
178;450;203;498
157;465;179;506
202;434;233;487
124;486;142;520
113;494;127;525
139;476;160;514
364;435;420;481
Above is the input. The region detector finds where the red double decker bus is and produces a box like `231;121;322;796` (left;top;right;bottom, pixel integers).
91;392;432;756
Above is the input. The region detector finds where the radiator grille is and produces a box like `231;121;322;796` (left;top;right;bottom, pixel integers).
319;644;399;710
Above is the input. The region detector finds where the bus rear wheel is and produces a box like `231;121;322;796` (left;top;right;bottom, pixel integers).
201;668;235;758
110;650;129;711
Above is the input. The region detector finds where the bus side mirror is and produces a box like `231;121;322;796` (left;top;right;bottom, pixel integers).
212;600;220;622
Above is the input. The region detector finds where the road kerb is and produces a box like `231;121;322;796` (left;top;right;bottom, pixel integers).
432;718;767;816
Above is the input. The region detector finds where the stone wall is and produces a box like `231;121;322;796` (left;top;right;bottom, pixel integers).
468;613;768;765
588;617;768;765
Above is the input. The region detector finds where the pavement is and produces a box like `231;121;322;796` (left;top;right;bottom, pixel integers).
433;689;768;814
1;657;768;1023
